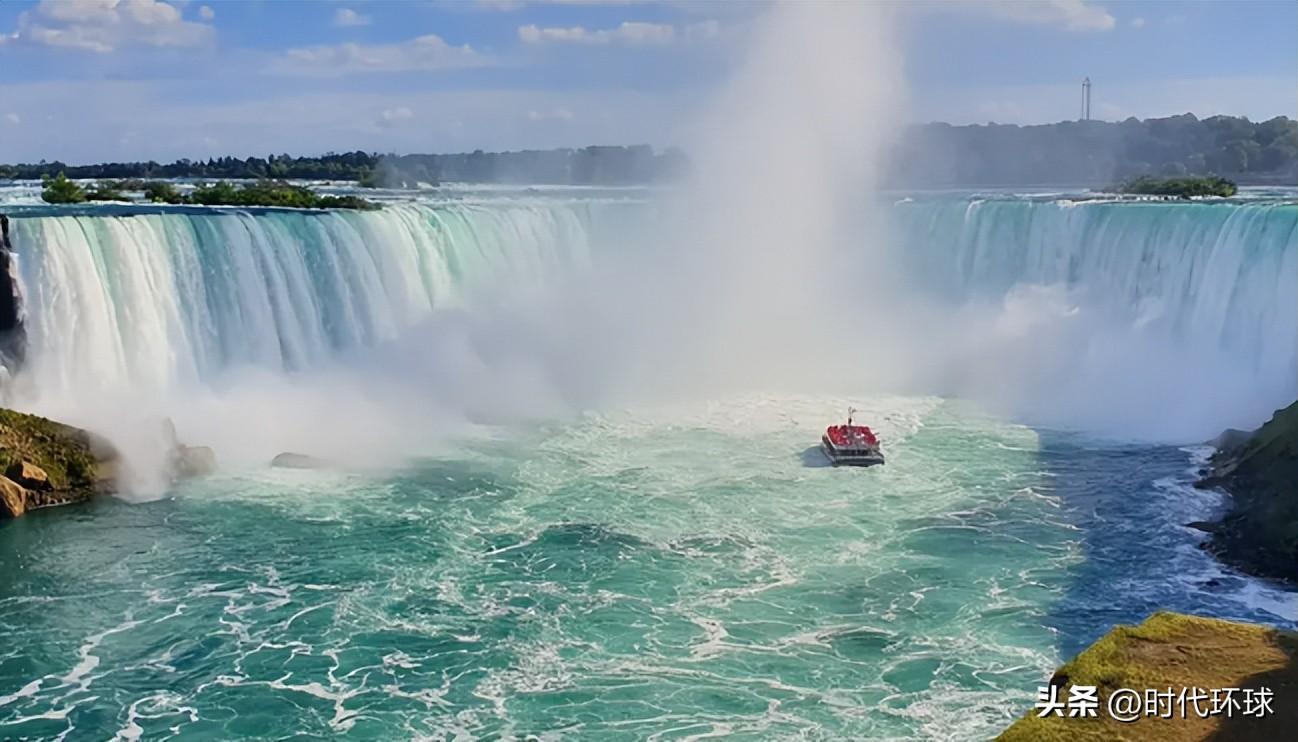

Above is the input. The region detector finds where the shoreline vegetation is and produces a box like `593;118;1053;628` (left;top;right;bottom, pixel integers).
0;408;116;517
1117;175;1239;198
998;612;1297;740
0;114;1293;189
5;144;688;189
40;174;379;210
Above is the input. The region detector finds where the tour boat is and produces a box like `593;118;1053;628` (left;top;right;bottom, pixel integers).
821;408;885;467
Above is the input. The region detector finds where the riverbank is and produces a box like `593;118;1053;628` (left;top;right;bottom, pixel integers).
1195;401;1298;585
998;612;1297;741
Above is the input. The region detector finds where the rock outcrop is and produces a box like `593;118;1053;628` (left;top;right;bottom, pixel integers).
6;460;50;490
172;445;217;478
160;418;217;481
0;475;26;517
270;452;328;470
1195;400;1298;584
0;215;26;376
998;612;1297;741
0;407;116;518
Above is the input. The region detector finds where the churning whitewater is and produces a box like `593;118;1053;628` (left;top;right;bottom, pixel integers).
0;189;1294;739
5;192;1295;439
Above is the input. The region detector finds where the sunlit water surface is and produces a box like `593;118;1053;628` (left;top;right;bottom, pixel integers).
0;395;1291;740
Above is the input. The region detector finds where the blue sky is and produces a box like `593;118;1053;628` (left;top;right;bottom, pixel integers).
0;0;1293;163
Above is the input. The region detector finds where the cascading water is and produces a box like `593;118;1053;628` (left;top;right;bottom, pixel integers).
884;195;1298;436
0;190;1294;740
892;196;1297;373
8;201;610;396
4;193;1294;439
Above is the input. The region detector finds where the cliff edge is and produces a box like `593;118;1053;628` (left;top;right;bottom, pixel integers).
0;214;26;374
999;612;1296;741
1196;401;1298;584
0;407;116;517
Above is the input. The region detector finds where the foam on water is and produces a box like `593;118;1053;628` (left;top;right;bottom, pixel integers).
0;189;1294;738
1;390;1289;739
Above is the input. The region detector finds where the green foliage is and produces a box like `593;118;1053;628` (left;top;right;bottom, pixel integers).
143;181;184;204
0;408;101;490
187;180;378;210
40;172;87;204
85;180;127;202
1118;175;1238;198
3;151;381;183
997;612;1296;741
37;173;377;210
2;146;688;187
893;114;1298;186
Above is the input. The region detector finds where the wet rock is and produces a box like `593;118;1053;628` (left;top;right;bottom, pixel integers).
172;445;217;479
0;214;26;374
0;475;25;517
1195;400;1298;584
6;460;50;491
1206;427;1253;452
0;407;107;518
271;452;328;469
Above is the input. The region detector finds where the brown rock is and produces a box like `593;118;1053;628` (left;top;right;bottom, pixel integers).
0;475;27;517
173;445;217;479
6;460;50;491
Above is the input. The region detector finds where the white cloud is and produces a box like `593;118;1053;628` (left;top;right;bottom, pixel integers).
199;5;214;21
915;75;1297;126
526;107;574;121
684;20;720;41
377;106;414;126
518;20;718;46
958;0;1116;32
518;22;673;45
0;80;685;162
276;34;485;75
4;0;215;53
1130;17;1145;29
333;8;371;28
479;0;642;8
3;113;19;125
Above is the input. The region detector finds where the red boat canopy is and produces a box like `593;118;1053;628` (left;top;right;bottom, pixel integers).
826;425;878;448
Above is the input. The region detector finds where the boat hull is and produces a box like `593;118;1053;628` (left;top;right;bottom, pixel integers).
821;436;885;467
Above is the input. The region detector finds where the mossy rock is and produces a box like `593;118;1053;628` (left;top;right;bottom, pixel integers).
1200;401;1298;583
999;612;1298;741
0;408;110;495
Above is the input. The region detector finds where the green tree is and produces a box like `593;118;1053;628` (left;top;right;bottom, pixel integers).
143;181;185;204
85;180;126;201
40;172;87;204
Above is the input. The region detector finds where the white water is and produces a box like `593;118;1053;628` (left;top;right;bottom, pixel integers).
3;191;1295;485
887;196;1298;437
12;202;603;394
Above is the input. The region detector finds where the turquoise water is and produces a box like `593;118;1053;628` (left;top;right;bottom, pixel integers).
0;190;1295;739
0;396;1292;739
2;396;1287;736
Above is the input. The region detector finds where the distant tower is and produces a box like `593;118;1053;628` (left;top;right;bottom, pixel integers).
1081;77;1092;121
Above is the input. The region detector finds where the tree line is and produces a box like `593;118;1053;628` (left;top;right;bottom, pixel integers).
891;113;1298;186
4;114;1293;188
0;146;688;187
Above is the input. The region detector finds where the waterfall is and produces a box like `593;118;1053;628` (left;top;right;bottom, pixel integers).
4;193;1294;440
7;202;621;396
891;197;1298;382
